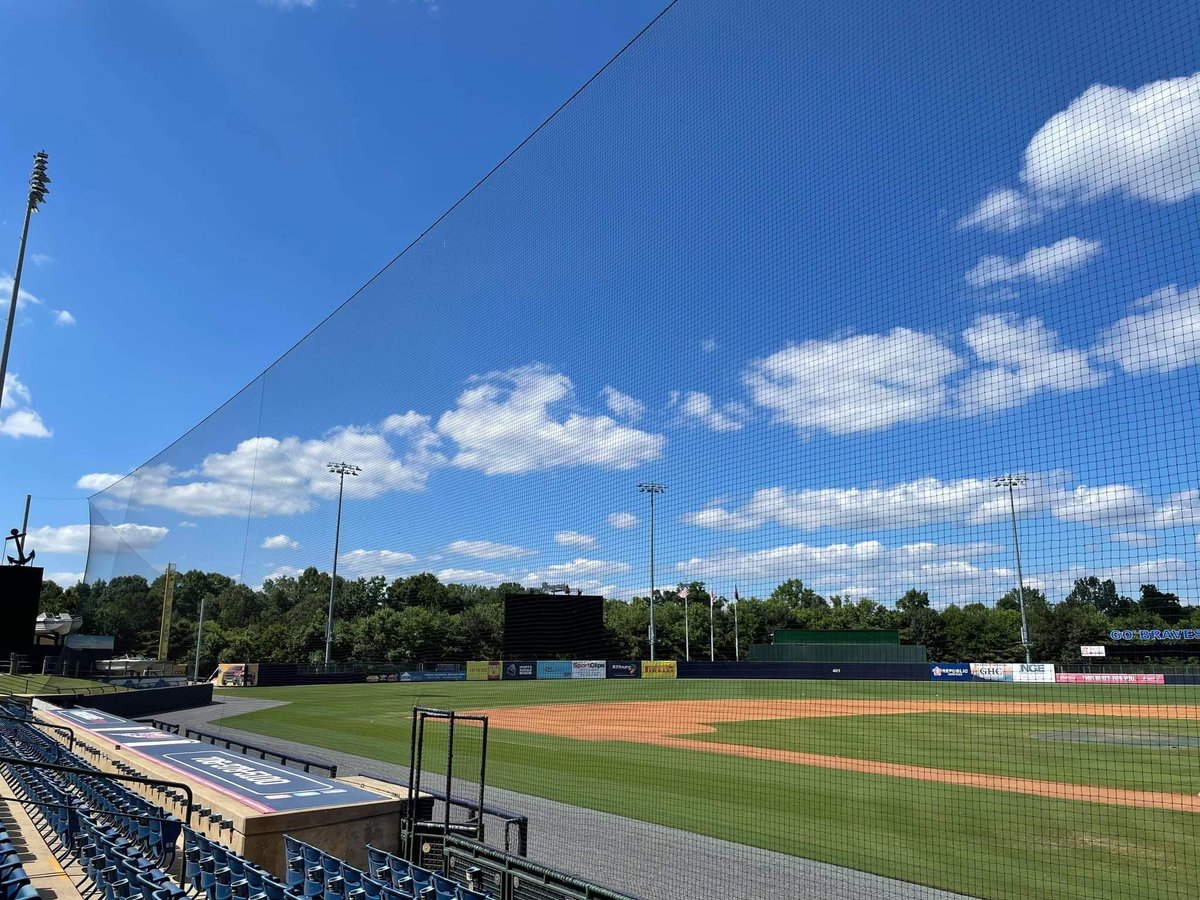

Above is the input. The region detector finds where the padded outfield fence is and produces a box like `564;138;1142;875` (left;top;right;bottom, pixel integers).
76;0;1200;897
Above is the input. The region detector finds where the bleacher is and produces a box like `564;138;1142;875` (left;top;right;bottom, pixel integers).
0;705;490;900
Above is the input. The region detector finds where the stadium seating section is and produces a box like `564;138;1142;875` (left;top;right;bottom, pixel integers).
0;705;488;900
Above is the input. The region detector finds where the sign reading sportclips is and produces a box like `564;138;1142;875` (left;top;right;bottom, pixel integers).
536;660;573;680
1110;629;1200;641
606;660;640;678
969;663;1056;683
1056;672;1165;685
571;660;606;679
39;706;386;814
929;664;972;680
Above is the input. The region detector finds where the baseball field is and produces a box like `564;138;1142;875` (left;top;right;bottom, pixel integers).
215;679;1200;899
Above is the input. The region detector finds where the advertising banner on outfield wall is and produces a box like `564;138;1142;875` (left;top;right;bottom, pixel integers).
536;660;573;680
607;660;640;678
641;660;678;679
571;660;606;679
969;663;1056;682
466;661;490;681
502;660;536;680
488;660;501;680
1056;672;1165;684
929;664;972;680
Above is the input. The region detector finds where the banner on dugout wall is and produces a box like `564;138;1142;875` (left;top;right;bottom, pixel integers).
571;660;606;679
969;663;1055;683
641;660;677;679
1056;672;1165;684
536;660;573;680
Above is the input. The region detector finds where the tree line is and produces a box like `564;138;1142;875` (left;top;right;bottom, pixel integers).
38;570;1199;674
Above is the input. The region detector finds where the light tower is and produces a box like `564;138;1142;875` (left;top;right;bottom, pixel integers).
993;474;1032;664
637;482;667;660
325;462;362;664
0;151;50;413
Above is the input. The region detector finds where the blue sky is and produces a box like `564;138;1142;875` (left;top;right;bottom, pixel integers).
3;0;1199;608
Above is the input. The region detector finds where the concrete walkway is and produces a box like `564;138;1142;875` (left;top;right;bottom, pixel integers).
150;696;973;900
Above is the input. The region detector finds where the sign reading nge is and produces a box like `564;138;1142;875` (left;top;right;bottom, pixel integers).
1110;629;1200;641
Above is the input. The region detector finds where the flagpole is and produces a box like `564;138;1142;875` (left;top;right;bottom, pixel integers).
733;586;740;661
700;592;710;662
683;588;690;662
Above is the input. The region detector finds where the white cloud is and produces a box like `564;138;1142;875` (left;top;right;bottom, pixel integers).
1154;490;1200;528
262;534;299;550
965;238;1101;287
1112;532;1156;548
77;473;123;492
526;557;631;583
437;364;664;475
601;386;645;422
671;391;747;432
53;310;76;327
963;73;1200;231
745;329;964;435
27;523;168;554
1052;484;1158;528
445;539;534;559
336;549;418;578
956;314;1107;414
959;188;1043;232
178;521;198;528
30;254;54;267
701;339;717;353
262;565;306;584
1094;285;1200;375
608;512;638;529
554;531;596;549
46;571;83;586
1;373;51;438
80;415;444;517
263;0;316;8
0;275;42;313
435;568;510;586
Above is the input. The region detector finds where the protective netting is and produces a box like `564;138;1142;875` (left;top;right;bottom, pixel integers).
80;0;1199;896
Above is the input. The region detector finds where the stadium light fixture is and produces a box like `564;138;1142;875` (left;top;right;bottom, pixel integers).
993;474;1032;664
325;462;362;665
637;482;667;661
0;151;50;415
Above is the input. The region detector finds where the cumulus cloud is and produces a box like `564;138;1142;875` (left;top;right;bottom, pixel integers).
445;539;534;559
526;558;631;583
671;391;747;432
262;534;299;550
554;531;596;549
438;365;664;475
336;549;418;578
601;386;645;422
1;373;51;438
435;568;510;586
745;329;964;435
965;238;1101;288
962;73;1200;230
46;571;83;586
607;512;638;529
27;523;168;554
956;314;1107;414
1094;285;1200;375
77;473;123;492
53;309;76;327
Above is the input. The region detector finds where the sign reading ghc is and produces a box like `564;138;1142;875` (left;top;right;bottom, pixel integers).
1110;629;1200;641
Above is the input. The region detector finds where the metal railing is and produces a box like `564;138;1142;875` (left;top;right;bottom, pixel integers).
445;835;641;900
144;719;338;776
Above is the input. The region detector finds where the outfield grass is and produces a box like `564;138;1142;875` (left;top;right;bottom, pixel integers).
0;673;124;695
215;680;1200;899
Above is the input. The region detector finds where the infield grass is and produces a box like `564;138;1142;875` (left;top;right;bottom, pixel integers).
215;679;1200;899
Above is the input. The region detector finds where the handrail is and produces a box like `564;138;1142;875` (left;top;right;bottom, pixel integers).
445;835;641;900
0;755;196;825
143;719;338;777
0;712;75;752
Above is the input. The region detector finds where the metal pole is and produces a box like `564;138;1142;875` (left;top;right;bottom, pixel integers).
709;591;715;662
0;205;34;415
683;587;689;662
193;596;205;682
649;490;656;660
21;495;31;534
1007;483;1032;664
326;469;345;665
733;587;740;661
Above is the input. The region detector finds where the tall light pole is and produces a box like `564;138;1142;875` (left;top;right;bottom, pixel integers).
326;462;361;665
638;482;666;661
0;152;50;413
994;474;1032;664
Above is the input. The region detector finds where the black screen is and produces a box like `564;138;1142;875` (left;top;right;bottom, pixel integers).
503;593;606;659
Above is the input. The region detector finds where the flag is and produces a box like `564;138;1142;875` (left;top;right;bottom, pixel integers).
734;586;740;602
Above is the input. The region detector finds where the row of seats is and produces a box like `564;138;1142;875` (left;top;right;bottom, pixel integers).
183;827;290;900
286;837;487;900
0;714;188;900
0;814;39;900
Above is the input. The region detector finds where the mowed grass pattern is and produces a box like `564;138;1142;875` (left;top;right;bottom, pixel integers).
216;680;1200;899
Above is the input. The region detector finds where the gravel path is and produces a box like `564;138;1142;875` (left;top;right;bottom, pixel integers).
147;697;973;900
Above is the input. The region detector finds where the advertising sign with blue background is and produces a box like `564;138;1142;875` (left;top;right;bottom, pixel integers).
536;660;572;680
929;663;972;680
606;660;641;678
